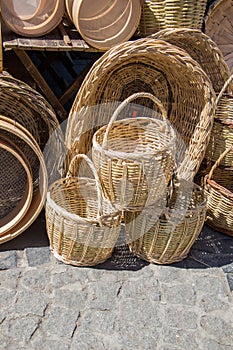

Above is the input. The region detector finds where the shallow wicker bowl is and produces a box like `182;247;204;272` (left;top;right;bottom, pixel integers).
151;28;232;93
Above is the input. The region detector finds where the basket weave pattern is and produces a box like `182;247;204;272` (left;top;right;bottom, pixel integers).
204;145;233;236
205;74;233;167
92;92;176;209
137;0;207;37
124;180;206;264
205;0;233;72
151;28;231;93
66;38;215;180
46;154;122;266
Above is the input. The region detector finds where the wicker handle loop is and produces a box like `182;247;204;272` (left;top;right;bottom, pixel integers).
208;144;233;181
216;73;233;106
102;92;167;147
67;153;103;217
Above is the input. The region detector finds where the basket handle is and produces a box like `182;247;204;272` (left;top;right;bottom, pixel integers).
67;153;103;217
102;92;167;147
207;144;233;181
216;73;233;106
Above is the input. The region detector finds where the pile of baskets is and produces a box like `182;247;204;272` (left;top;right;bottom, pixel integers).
0;72;65;244
46;35;219;266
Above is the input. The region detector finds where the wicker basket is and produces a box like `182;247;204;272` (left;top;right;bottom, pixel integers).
66;38;215;180
0;72;65;185
151;28;232;93
92;92;176;209
124;178;206;264
136;0;207;37
204;144;233;236
205;0;233;72
0;116;48;244
0;134;33;235
205;73;233;167
46;154;122;266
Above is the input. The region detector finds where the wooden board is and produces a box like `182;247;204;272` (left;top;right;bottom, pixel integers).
2;20;102;52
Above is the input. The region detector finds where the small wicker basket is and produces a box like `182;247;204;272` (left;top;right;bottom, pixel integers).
92;92;176;209
137;0;207;37
204;144;233;236
46;154;122;266
124;178;207;264
205;73;233;167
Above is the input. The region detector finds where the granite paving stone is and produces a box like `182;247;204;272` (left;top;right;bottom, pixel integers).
0;224;233;349
0;251;17;270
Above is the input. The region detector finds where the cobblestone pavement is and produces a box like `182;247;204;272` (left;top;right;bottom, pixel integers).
0;213;233;350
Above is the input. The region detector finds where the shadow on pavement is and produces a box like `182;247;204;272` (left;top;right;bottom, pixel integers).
0;211;233;271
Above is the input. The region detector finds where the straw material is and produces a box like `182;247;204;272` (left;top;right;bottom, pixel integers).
204;145;233;236
205;74;233;167
46;154;122;266
66;38;215;180
0;116;47;244
92;92;176;208
151;28;232;93
205;0;233;72
0;72;66;184
124;179;206;264
136;0;207;37
0;135;33;235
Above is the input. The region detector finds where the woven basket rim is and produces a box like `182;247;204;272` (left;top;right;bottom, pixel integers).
92;116;176;159
0;134;33;234
0;115;48;243
205;175;233;199
124;181;206;214
47;176;121;224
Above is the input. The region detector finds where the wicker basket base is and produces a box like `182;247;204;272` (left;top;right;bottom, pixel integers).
205;221;233;237
50;247;113;267
128;248;188;265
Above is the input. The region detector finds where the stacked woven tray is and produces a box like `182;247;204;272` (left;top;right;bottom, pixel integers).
0;72;65;244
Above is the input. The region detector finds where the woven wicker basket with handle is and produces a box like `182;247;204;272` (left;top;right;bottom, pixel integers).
204;144;233;236
46;154;122;266
124;178;206;264
92;92;176;209
205;73;233;167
